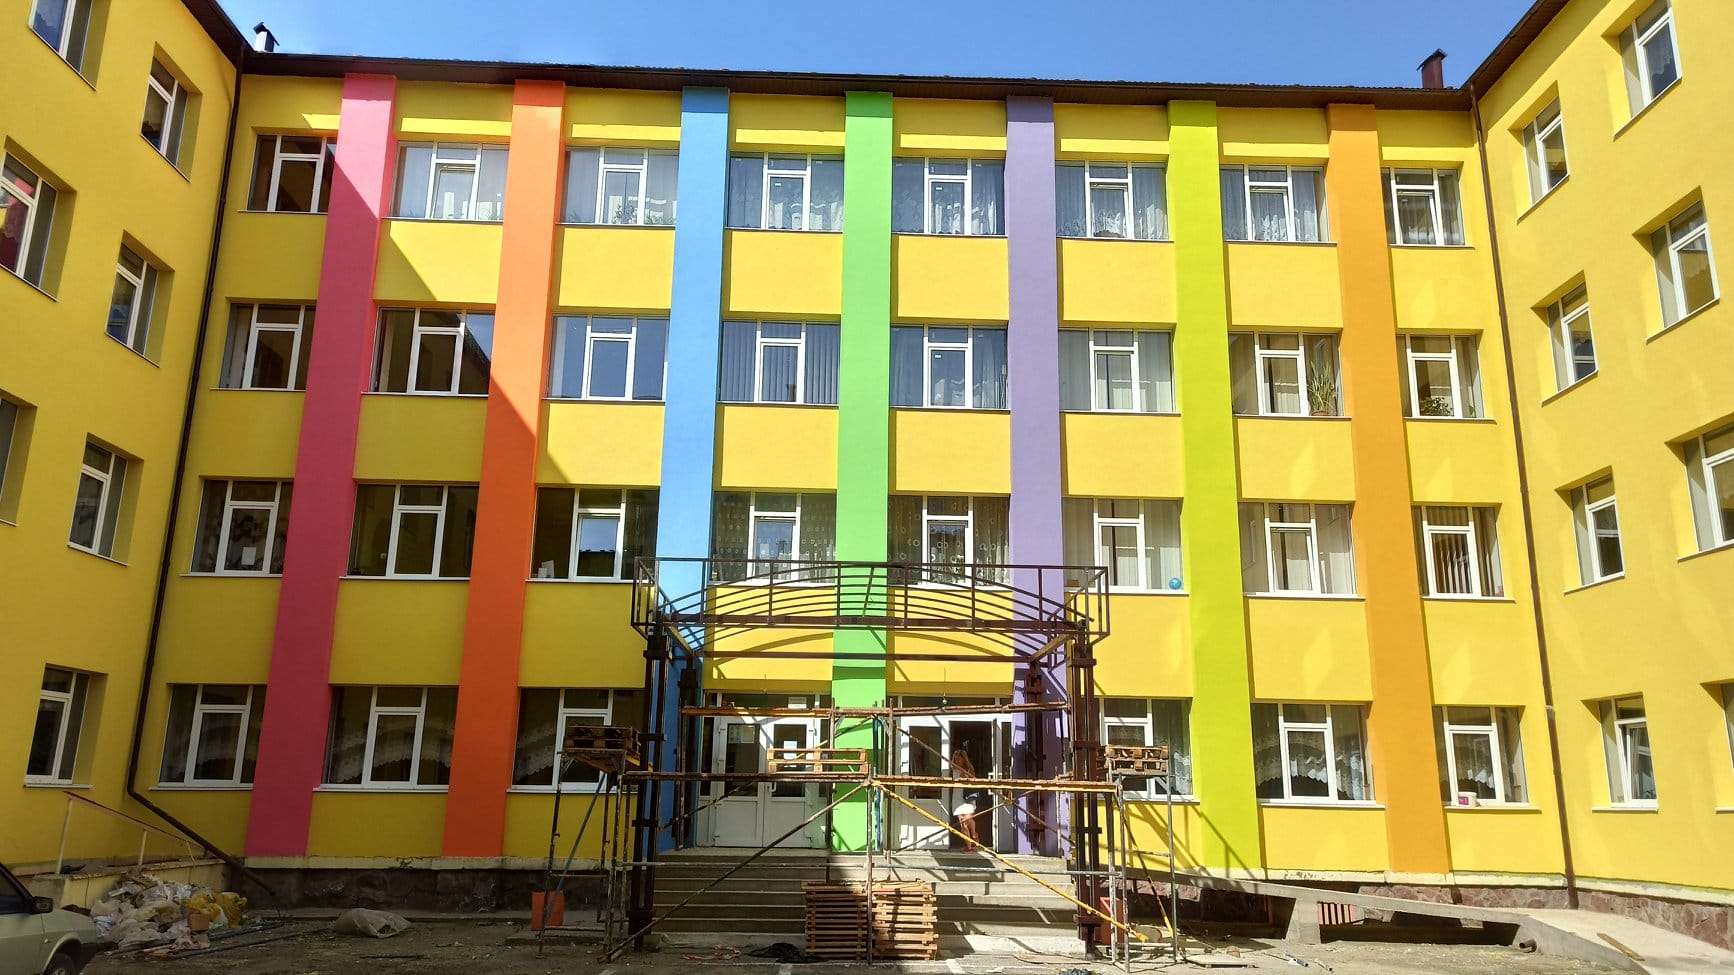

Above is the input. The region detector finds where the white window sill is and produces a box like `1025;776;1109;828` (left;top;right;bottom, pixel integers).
528;577;632;585
545;397;666;406
1059;409;1180;418
1258;799;1383;810
1679;541;1734;565
1245;592;1363;602
1614;79;1680;138
1443;803;1540;812
183;572;284;579
315;784;449;794
559;221;675;230
1234;413;1351;422
238;208;329;216
1109;588;1188;597
1421;595;1516;604
1715;807;1734;814
387;216;504;226
720;400;838;410
889;406;1010;415
508;785;610;795
1591;803;1658;813
151;783;253;792
1540;370;1599;405
339;575;471;582
1056;234;1169;244
23;780;91;789
895;231;1008;240
1648;298;1721;343
1125;794;1199;805
1388;243;1475;251
726;227;843;236
1224;239;1336;247
67;543;128;566
363;391;488;399
1404;415;1495;424
1562;573;1624;596
209;386;305;394
0;517;17;528
1518;176;1570;220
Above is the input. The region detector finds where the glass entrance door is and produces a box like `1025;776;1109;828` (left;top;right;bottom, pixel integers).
706;716;823;848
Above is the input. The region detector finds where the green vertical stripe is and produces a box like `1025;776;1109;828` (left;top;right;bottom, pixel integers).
1170;101;1263;870
832;90;893;850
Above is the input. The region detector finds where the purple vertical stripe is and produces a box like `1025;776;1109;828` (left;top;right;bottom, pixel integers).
1006;96;1064;855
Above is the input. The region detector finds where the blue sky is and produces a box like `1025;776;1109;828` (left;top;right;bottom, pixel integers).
214;0;1534;89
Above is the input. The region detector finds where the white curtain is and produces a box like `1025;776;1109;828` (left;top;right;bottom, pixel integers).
799;493;836;562
1227;333;1259;415
971;160;1004;236
892;159;925;233
971;328;1007;409
1438;170;1464;246
726;155;763;229
1132;165;1167;240
1136;331;1174;413
644;151;678;226
1146;500;1182;591
1291;169;1323;242
809;157;844;232
972;497;1010;583
476;147;509;221
1058;330;1091;411
1219;168;1247;241
1251;704;1282;798
1055;164;1088;237
564;147;600;223
1331;707;1370;800
889;327;924;407
1061;498;1094;587
1316;504;1355;594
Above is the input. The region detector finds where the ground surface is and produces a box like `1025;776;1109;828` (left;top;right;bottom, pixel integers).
85;920;1625;974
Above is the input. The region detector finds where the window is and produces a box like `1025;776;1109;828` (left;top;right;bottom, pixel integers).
1619;1;1681;114
247;135;336;213
1;155;58;286
27;667;89;784
324;687;457;788
893;158;1004;236
106;245;159;355
889;326;1007;409
564;147;677;226
547;315;666;401
349;484;479;579
1434;706;1526;805
1059;329;1174;414
1651;203;1718;326
1399;335;1481;418
1062;498;1182;592
888;495;1010;585
1413;506;1503;598
1522;101;1568;202
159;685;265;786
1252;703;1371;802
30;0;92;70
220;304;314;390
142;59;188;165
1221;166;1326;242
719;321;839;405
1382;169;1464;246
1228;332;1340;416
1721;685;1734;772
0;397;19;517
1545;286;1596;390
513;688;643;788
69;441;125;557
1240;502;1355;596
1684;422;1734;551
1599;696;1656;806
531;488;658;580
374;308;494;395
711;492;837;583
395;144;508;221
1102;698;1192;798
1055;162;1166;240
727;154;844;232
192;480;292;575
1570;476;1623;585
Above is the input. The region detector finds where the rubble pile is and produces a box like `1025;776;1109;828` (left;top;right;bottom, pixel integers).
89;873;247;953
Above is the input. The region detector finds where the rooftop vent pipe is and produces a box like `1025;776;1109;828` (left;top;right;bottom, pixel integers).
1419;48;1447;89
253;22;278;54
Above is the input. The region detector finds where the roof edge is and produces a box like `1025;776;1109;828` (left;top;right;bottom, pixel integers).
182;0;250;64
1463;0;1572;96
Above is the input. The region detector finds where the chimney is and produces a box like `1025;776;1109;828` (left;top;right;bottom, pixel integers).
253;22;278;54
1419;49;1447;89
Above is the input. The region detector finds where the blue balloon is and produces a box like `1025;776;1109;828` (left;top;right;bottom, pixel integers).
1168;577;1183;590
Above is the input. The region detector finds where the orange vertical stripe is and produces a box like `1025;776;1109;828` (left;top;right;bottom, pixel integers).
1326;103;1450;876
443;80;567;856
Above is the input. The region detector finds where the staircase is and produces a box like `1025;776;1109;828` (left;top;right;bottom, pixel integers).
650;849;1085;951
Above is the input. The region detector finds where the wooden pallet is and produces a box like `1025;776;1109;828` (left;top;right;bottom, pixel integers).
803;881;937;961
562;725;643;768
1105;744;1170;776
767;747;870;776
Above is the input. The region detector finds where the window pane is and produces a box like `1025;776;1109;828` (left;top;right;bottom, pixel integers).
1250;189;1290;241
1096;352;1133;411
727;156;763;229
393;510;439;575
69;470;103;549
1396;191;1436;245
107;266;140;345
1090;185;1128;238
759;343;799;403
531;488;574;579
1677;232;1716;316
251;326;297;389
971;328;1006;410
1624;724;1656;800
29;698;65;777
458;315;493;395
767;174;804;231
589;339;629;398
809;158;844;232
276;158;318;213
440;487;478;578
142;87;171;151
1414;357;1456;416
754;518;795;563
1131;166;1167;240
370;713;419;782
1056;164;1087;237
930;180;964;235
193;711;243;781
575;514;621;577
644;152;678;226
1271;529;1313;592
970;161;1004;236
433;163;476;220
1103;524;1140;588
1332;709;1370;800
601;169;640;225
564;147;600;224
628;318;666;400
1287;729;1331;797
929;347;966;407
223;504;273;572
1642;26;1679;97
396;147;432;218
1450;731;1498;800
892;160;925;233
1263;355;1302;414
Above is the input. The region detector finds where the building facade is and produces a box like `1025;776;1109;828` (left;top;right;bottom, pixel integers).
2;0;1729;942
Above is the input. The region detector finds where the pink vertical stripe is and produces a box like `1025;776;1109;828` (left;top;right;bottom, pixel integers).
245;74;398;857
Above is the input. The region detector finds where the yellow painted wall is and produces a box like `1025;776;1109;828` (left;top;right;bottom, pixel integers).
0;0;238;867
892;235;1009;322
354;396;486;483
1225;244;1342;326
1246;598;1372;701
1060;414;1184;498
566;88;680;146
890;411;1010;495
376;221;503;305
723;231;842;317
1234;418;1356;501
1259;806;1389;873
555;227;673;311
329;581;469;685
893;98;1005;156
308;793;447;858
519;585;646;687
1093;595;1192;695
538;402;663;485
730;93;845;150
717;405;837;490
1053;104;1169;159
1058;240;1177;324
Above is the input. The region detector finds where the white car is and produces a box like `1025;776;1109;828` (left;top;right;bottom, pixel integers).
0;864;100;975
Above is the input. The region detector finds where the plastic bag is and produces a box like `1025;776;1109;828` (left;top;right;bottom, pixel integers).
331;908;411;938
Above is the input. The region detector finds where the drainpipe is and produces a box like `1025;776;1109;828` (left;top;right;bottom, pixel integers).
1467;81;1578;910
122;53;275;895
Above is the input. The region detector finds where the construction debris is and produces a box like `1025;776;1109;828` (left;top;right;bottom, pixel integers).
332;908;412;938
89;872;247;952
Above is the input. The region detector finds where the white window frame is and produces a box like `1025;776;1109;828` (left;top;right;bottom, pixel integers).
27;668;88;785
359;688;435;788
203;481;287;577
1101;699;1192;800
1572;477;1623;585
1233;332;1339;417
1083;330;1170;414
1546;286;1596;391
239;305;310;390
570;491;629;581
1383;168;1463;246
920;327;972;410
1057;162;1166;240
384;485;455;579
1401;334;1479;419
1721;685;1734;775
1684;422;1734;551
748;493;803;580
921;497;974;571
257;135;334;213
2;156;55;284
1261;704;1371;804
1653;204;1719;326
548;316;665;402
108;246;157;354
753;324;807;405
1523;101;1569;203
581;322;638;401
1224;165;1327;243
737;153;842;232
400;143;505;222
70;443;119;556
1094;502;1148;593
1417;506;1499;599
1438;707;1522;805
1620;1;1681;112
1601;697;1656;808
142;59;187;164
378;308;491;396
588;148;675;227
163;686;261;787
1245;502;1355;596
536;689;629;793
898;157;1001;236
30;0;91;66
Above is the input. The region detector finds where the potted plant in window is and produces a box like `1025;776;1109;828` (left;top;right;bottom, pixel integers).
1420;395;1453;417
1307;370;1338;417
